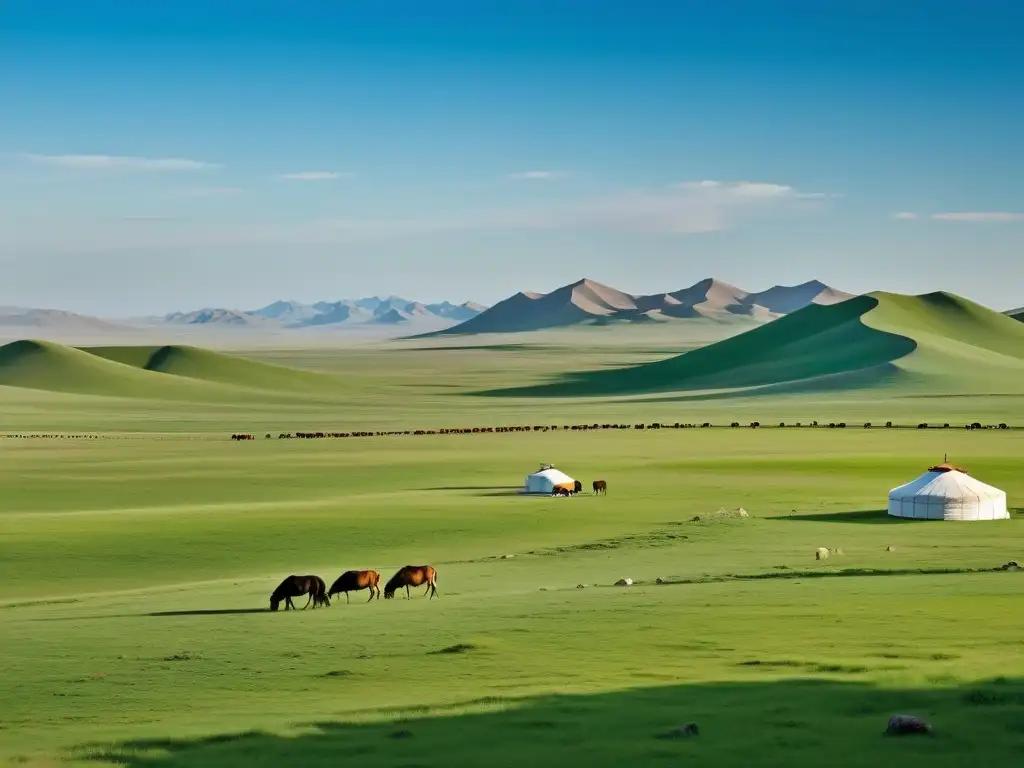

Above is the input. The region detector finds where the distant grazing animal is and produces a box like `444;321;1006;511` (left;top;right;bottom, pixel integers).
269;574;329;611
553;485;572;497
592;480;607;495
573;479;583;494
384;565;438;600
328;569;381;603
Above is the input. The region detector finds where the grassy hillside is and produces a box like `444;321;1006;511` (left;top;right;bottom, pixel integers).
483;292;1024;398
0;340;355;407
84;344;346;394
0;340;245;402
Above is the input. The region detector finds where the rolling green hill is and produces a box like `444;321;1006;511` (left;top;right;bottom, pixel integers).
484;291;1024;398
83;344;346;394
0;340;239;401
0;341;347;402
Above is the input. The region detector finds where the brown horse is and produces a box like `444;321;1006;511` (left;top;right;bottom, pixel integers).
328;569;381;603
593;480;607;495
269;574;329;611
383;565;438;600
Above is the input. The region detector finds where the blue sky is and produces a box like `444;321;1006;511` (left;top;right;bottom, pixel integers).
1;0;1022;315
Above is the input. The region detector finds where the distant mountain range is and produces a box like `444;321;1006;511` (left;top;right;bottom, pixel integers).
158;296;488;329
427;277;855;336
1;286;1020;341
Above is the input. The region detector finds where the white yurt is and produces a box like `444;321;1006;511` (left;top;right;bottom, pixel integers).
887;463;1009;521
523;464;576;494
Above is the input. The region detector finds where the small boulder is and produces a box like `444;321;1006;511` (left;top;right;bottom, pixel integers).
656;577;665;585
615;578;633;587
886;546;895;552
885;714;931;736
576;584;586;589
691;515;702;523
501;554;515;560
815;547;830;561
999;561;1019;571
737;508;750;518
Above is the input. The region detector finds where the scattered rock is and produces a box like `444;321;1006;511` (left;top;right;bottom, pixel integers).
539;588;548;591
998;561;1020;571
501;554;515;559
614;578;633;587
886;546;895;552
711;507;750;520
656;577;665;584
691;515;701;522
815;548;830;561
658;722;699;739
884;714;932;736
830;547;844;555
576;584;585;589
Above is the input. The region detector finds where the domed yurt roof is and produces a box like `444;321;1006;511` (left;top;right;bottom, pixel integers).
888;462;1008;521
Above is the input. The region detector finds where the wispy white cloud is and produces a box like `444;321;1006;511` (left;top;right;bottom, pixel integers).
3;178;830;254
930;211;1024;222
22;153;219;171
508;170;568;180
279;171;349;180
892;211;919;220
675;180;788;197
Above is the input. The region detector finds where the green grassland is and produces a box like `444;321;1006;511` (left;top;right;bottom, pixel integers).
2;291;1024;766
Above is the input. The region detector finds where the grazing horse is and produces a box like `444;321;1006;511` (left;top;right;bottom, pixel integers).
383;565;438;600
328;569;381;603
573;479;583;494
269;574;329;611
592;479;607;495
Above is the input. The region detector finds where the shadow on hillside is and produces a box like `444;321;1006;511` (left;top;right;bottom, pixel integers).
418;485;522;492
80;677;1024;768
776;510;914;525
147;608;269;617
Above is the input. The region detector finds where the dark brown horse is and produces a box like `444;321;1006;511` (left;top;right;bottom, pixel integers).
269;574;329;611
573;479;583;494
592;479;607;495
328;569;381;603
383;565;438;600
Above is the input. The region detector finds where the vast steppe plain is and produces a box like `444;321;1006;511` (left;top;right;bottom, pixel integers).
2;291;1023;767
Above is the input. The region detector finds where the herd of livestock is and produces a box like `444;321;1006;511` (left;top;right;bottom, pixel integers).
229;420;1014;442
269;565;438;611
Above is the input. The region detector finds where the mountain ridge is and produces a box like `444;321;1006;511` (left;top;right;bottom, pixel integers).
425;277;854;336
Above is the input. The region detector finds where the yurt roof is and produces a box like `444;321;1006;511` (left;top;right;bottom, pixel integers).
927;462;968;474
528;467;574;483
889;467;1005;501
